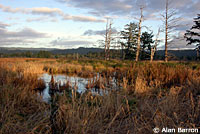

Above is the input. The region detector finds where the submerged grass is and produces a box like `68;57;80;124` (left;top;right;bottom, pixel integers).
0;58;200;134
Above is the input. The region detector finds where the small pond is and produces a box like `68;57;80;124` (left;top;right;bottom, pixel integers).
39;73;117;102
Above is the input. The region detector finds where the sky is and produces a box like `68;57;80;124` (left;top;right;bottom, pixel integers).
0;0;199;49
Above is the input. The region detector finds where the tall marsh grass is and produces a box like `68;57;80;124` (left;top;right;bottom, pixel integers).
0;58;200;133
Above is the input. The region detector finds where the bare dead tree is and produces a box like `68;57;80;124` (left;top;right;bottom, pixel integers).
104;19;113;60
197;48;199;61
150;28;160;62
105;19;109;60
135;7;144;62
164;0;169;62
107;20;113;60
162;0;181;62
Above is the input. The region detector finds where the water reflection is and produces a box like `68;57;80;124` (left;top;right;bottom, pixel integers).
39;73;118;102
39;73;89;102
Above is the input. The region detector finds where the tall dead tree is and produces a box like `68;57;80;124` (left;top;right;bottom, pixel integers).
104;19;112;60
197;48;199;60
107;21;112;60
150;28;160;62
162;0;180;62
164;0;169;62
135;7;144;62
105;19;109;60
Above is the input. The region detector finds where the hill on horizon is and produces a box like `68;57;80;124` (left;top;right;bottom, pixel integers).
0;47;197;60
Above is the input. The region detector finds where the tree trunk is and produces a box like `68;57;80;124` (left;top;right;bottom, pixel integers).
105;19;109;60
165;0;168;62
76;53;79;60
105;19;112;60
107;21;112;60
135;7;143;62
151;28;160;62
150;48;154;62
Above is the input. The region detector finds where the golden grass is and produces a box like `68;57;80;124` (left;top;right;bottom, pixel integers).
0;58;200;133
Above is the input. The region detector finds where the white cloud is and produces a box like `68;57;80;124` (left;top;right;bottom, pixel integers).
57;0;134;16
0;4;27;13
0;24;49;46
158;31;196;50
31;7;63;16
63;14;106;22
56;0;199;21
0;4;106;23
0;22;10;29
26;17;58;22
50;38;94;48
83;28;118;36
0;4;62;16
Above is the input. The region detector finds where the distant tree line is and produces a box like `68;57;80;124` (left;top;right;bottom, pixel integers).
0;49;197;61
0;51;56;58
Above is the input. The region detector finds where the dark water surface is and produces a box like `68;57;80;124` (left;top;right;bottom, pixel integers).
39;73;117;102
39;73;88;102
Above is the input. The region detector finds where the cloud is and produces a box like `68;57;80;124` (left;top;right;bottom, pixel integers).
173;18;194;31
50;38;94;48
56;0;199;21
0;4;105;23
0;22;10;29
83;28;118;36
140;0;199;21
62;14;106;22
8;28;48;38
0;24;49;46
26;17;58;22
56;0;134;16
0;4;62;16
144;12;161;21
158;31;196;50
83;30;105;36
0;4;27;13
158;41;196;50
31;7;63;16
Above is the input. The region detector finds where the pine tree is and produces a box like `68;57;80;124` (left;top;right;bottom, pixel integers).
120;22;138;59
140;31;154;60
184;14;200;60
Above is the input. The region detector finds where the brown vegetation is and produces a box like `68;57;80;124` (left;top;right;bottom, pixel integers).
0;58;200;134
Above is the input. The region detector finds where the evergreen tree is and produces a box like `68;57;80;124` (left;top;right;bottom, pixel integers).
140;31;154;60
120;22;138;59
185;14;200;60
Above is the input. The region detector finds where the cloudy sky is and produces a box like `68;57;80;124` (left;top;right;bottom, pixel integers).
0;0;199;49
